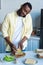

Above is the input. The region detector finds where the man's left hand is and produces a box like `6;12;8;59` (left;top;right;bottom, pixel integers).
18;41;23;50
18;36;27;50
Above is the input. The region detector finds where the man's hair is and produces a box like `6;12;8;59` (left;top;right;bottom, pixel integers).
22;2;32;10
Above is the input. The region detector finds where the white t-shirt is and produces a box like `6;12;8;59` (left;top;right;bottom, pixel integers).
12;16;23;48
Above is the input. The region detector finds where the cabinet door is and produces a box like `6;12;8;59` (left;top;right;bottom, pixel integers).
0;36;2;52
26;38;40;51
26;39;32;51
0;36;6;53
32;39;39;51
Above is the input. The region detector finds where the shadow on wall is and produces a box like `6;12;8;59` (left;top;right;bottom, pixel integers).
35;15;40;28
31;11;40;28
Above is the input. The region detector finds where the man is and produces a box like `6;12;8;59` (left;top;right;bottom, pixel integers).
2;2;33;54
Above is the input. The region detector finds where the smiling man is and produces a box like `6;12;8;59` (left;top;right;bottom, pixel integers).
2;2;33;54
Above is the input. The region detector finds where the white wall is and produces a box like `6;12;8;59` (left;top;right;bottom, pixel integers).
0;0;43;28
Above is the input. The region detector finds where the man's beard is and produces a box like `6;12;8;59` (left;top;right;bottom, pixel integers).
17;9;26;17
23;15;26;17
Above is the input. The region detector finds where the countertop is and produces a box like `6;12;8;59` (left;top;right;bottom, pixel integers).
30;35;40;40
0;51;43;65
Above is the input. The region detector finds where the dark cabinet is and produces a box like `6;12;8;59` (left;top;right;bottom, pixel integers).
41;9;43;28
40;9;43;49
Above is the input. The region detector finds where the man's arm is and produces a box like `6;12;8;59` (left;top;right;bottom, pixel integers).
4;37;16;50
4;37;17;54
18;36;27;50
2;14;17;54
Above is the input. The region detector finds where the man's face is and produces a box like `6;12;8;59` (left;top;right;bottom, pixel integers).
20;5;31;17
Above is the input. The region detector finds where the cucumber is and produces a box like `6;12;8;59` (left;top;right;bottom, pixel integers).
3;55;15;62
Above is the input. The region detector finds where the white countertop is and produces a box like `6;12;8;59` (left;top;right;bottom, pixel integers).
0;51;43;65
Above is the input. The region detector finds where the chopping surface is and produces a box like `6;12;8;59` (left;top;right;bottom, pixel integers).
0;51;43;65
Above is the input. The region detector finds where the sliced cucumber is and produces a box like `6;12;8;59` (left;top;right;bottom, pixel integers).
3;55;15;62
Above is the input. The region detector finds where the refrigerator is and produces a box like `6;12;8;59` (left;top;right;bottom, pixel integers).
40;9;43;49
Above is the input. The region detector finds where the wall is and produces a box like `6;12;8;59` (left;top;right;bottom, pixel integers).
0;0;43;28
0;0;1;9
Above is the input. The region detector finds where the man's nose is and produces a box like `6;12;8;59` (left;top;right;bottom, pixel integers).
24;12;27;15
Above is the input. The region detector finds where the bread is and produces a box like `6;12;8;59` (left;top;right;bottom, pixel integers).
15;49;25;58
15;53;25;58
25;58;36;64
35;49;43;53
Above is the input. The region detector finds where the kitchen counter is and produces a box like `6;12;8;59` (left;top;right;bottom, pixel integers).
30;35;40;40
0;31;40;39
0;51;43;65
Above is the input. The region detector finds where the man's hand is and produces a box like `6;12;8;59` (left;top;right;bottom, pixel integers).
18;41;23;50
10;43;17;54
4;37;17;54
18;36;27;50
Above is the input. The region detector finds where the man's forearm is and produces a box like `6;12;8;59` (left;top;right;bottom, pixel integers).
18;36;27;49
4;37;13;47
20;36;27;43
4;37;17;54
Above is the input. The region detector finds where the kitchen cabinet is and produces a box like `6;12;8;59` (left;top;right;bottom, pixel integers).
26;36;40;51
0;32;6;53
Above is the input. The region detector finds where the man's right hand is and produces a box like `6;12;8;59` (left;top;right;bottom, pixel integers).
4;37;17;54
9;43;17;55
